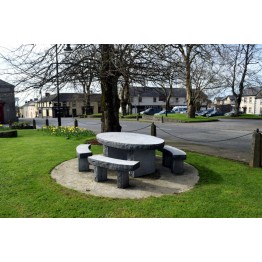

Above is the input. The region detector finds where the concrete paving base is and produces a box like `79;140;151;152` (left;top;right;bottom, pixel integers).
51;157;199;199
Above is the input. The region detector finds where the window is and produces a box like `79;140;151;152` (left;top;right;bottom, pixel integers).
63;101;67;107
175;97;179;103
153;97;157;102
249;97;252;103
138;96;142;103
159;96;166;102
248;107;252;113
244;97;247;103
72;101;76;107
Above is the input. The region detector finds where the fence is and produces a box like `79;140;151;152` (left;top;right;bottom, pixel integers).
23;118;262;168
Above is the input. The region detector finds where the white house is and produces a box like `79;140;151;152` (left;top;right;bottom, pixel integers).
20;99;38;118
240;87;262;115
255;93;262;115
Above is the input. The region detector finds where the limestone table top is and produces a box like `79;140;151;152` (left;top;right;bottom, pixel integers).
96;132;165;150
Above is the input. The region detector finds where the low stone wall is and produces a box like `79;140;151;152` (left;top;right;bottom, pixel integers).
0;130;17;138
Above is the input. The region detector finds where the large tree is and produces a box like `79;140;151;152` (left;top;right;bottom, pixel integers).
217;44;262;116
174;44;218;118
0;44;124;131
100;44;122;132
146;45;182;113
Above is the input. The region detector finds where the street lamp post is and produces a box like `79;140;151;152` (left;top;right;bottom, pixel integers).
55;44;73;127
55;44;61;127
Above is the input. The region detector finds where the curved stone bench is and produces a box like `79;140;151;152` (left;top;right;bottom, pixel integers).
76;144;92;172
161;145;186;174
88;155;140;188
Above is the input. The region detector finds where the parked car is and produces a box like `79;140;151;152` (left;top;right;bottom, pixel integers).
172;106;187;113
198;108;214;117
154;110;173;115
140;108;161;115
195;109;206;116
206;110;224;117
224;110;244;117
179;108;188;114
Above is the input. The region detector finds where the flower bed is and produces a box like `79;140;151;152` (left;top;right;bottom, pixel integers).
40;125;95;139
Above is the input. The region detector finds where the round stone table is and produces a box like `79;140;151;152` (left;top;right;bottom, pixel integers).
96;132;165;177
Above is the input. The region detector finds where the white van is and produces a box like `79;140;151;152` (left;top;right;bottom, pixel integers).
171;106;187;113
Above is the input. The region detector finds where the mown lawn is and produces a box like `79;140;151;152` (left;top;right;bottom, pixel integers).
0;129;262;217
154;114;219;122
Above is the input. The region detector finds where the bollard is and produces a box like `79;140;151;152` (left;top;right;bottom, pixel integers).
249;129;261;168
151;122;156;136
74;119;78;128
45;118;49;127
32;119;36;129
136;114;139;121
161;116;164;123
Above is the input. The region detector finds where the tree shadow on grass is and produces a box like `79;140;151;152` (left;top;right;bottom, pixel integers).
196;165;224;185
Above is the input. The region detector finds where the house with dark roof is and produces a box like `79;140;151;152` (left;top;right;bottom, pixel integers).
213;95;236;106
128;86;208;113
0;79;16;124
36;92;101;118
213;97;224;105
240;87;262;114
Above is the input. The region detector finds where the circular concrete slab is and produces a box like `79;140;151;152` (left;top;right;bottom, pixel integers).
51;157;199;199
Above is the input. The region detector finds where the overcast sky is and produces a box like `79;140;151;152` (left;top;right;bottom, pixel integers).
1;0;262;105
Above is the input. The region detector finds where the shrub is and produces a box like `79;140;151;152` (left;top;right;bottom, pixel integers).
10;121;33;129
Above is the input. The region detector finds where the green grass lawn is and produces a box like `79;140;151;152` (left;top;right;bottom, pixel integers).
221;114;262;119
154;114;219;122
0;129;262;218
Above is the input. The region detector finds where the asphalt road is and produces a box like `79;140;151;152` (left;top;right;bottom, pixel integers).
22;117;262;163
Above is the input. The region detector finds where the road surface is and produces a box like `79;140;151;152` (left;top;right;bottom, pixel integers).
20;117;262;163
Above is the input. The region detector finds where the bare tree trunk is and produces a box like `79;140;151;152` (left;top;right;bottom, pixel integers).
120;76;130;116
100;45;121;132
185;58;196;118
230;45;253;117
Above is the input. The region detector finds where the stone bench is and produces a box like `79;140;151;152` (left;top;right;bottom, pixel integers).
161;145;186;174
88;155;140;188
76;144;92;172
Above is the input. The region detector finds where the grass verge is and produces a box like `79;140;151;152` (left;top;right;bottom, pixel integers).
0;129;261;218
221;114;262;119
155;114;219;122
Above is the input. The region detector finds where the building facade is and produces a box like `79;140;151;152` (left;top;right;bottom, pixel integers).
35;93;101;118
20;99;38;118
0;79;16;124
128;86;208;113
240;87;262;115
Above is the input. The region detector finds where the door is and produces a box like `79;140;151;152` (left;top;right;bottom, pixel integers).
0;104;4;123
